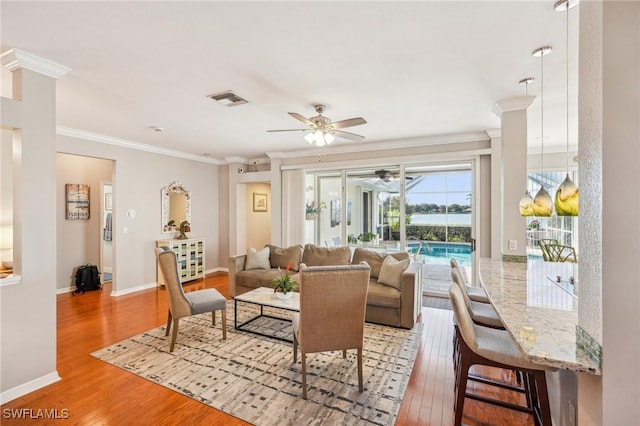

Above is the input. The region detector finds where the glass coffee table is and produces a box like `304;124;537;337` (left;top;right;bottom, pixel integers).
233;287;300;343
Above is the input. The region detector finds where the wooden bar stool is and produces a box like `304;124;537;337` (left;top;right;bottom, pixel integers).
449;283;555;426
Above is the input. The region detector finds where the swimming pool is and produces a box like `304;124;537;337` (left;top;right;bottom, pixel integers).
409;242;472;267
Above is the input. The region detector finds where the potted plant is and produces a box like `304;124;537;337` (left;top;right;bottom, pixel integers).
177;220;191;239
358;232;378;244
272;262;297;299
305;200;326;220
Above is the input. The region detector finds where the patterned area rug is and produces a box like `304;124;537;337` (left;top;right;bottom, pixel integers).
92;301;422;425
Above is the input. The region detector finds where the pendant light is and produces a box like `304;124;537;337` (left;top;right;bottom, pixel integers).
532;45;553;217
554;0;580;216
518;77;535;217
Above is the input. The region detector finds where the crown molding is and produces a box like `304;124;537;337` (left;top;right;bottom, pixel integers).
485;129;501;139
56;126;222;164
224;156;248;164
1;48;71;79
267;131;491;159
492;96;536;117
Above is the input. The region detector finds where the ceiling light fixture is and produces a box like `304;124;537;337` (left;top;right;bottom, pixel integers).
518;77;535;217
532;45;553;217
554;0;579;216
304;129;335;146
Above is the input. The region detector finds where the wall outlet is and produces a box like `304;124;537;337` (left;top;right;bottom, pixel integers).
508;239;517;250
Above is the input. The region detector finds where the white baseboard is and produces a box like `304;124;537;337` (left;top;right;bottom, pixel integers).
0;371;61;404
57;286;74;295
207;267;228;274
110;282;157;297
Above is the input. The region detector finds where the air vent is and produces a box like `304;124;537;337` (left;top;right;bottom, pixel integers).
207;90;248;107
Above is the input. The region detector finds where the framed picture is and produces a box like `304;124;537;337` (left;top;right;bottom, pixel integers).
253;193;268;212
105;193;112;211
66;184;90;220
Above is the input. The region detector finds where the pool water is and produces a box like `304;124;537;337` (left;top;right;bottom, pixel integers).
409;242;472;267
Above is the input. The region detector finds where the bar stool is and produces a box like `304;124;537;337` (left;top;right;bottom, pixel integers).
450;258;490;303
449;283;555;426
451;266;504;329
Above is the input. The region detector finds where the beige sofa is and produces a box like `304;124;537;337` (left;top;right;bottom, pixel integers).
229;244;422;329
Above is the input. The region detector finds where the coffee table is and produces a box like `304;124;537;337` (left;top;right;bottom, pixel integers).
233;287;300;343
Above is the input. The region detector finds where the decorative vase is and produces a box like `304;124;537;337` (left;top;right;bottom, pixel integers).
306;213;318;220
275;291;293;300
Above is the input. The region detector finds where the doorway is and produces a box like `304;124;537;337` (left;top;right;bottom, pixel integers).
101;182;113;283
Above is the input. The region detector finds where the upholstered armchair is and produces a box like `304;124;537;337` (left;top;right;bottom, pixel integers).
155;247;227;352
292;262;371;399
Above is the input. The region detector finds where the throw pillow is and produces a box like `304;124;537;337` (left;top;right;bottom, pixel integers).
377;255;410;290
245;246;271;270
268;244;303;271
301;244;351;266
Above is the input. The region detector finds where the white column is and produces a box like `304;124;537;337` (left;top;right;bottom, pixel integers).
0;48;69;401
493;96;535;260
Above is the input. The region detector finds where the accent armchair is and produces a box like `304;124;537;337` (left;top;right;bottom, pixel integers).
292;262;371;399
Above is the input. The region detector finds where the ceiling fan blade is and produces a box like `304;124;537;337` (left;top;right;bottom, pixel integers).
267;128;308;133
333;129;365;141
331;117;367;129
288;112;314;126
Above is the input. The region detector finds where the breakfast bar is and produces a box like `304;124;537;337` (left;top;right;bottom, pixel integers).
478;258;601;375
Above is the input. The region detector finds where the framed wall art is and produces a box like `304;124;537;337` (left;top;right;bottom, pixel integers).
253;193;267;212
66;183;90;220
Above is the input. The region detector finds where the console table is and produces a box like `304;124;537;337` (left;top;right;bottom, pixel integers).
156;238;205;285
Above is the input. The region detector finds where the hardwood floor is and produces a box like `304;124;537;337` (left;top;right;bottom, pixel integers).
1;274;532;425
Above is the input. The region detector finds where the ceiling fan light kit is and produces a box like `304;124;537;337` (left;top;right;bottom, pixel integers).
268;104;366;146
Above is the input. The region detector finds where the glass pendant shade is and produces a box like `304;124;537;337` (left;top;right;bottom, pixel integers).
533;185;553;217
519;191;535;217
555;174;579;216
554;0;579;216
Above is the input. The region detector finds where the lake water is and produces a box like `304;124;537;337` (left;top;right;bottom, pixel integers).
409;213;471;226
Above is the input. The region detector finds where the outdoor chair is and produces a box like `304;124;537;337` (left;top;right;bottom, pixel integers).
292;262;371;399
539;239;577;263
155;246;227;352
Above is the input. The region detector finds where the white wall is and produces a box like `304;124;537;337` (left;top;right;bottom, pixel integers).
56;134;220;295
245;182;271;250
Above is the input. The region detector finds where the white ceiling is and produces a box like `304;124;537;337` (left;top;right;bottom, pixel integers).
1;1;579;162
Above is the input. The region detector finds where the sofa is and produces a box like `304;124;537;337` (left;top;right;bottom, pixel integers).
229;243;422;329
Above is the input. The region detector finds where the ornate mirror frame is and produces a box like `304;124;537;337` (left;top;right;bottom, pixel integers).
161;182;191;233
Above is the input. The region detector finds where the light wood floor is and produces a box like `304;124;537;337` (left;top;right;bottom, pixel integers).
1;274;532;425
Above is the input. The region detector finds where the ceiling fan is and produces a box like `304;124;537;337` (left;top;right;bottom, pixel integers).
267;104;367;145
375;169;414;183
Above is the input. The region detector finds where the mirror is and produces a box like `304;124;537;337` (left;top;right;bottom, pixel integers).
161;182;191;233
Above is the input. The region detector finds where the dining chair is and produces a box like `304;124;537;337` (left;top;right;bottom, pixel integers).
292;262;371;399
155;247;227;352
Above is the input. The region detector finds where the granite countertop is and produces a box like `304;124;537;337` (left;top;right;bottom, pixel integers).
479;258;601;375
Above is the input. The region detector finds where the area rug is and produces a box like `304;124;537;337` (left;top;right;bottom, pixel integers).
92;302;423;425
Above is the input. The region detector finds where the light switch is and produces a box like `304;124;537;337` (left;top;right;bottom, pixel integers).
123;227;128;234
508;240;517;250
